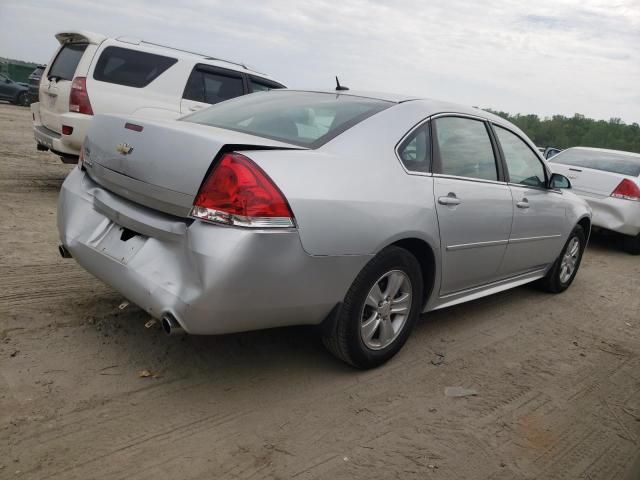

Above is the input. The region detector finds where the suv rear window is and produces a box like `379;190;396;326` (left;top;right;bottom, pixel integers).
93;47;177;88
48;43;87;81
183;91;392;148
550;149;640;177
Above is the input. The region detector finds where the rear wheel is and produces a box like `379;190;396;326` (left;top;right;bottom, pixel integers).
15;92;29;107
622;233;640;255
322;246;423;369
537;225;586;293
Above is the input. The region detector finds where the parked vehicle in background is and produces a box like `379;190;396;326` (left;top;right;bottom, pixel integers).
27;65;46;104
58;89;591;368
549;147;640;254
32;31;285;163
0;73;29;106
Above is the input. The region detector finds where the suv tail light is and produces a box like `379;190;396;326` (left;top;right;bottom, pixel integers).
611;178;640;201
69;77;93;115
190;152;295;228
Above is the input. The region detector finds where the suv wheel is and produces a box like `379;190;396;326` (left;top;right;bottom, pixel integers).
322;246;423;369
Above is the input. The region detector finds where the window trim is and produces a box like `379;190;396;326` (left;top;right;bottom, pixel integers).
431;113;505;183
394;118;433;176
489;122;552;191
182;63;248;103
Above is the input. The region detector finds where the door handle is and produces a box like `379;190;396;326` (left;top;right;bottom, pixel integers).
189;105;204;111
438;193;461;206
516;198;530;209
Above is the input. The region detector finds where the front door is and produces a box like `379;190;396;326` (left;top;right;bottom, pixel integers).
432;116;514;295
492;125;566;276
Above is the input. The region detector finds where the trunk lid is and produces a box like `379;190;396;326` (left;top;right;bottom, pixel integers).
40;32;104;133
551;163;635;199
83;114;303;217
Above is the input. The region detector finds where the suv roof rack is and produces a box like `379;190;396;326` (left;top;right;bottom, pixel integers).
114;36;262;74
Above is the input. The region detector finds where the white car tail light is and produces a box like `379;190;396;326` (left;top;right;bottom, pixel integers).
611;178;640;201
69;77;93;115
190;152;295;228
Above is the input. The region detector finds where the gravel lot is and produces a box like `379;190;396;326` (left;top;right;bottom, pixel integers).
1;103;639;480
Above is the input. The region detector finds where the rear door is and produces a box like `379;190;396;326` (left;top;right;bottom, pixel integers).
39;33;101;133
180;65;246;114
493;125;566;276
431;115;513;295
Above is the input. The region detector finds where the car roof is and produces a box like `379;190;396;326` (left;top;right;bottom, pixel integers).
55;30;276;80
284;89;513;125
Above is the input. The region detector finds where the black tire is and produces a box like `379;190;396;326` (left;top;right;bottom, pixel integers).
322;246;423;369
622;233;640;255
536;225;586;293
15;92;29;107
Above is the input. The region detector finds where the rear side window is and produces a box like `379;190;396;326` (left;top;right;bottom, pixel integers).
48;43;87;81
93;47;177;88
433;117;498;181
398;124;430;173
183;91;392;148
550;149;640;177
494;126;546;188
183;68;244;104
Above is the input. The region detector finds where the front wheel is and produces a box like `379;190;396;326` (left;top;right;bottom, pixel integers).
322;246;423;369
537;225;586;293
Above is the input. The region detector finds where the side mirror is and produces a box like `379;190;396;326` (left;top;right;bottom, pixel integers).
549;173;571;189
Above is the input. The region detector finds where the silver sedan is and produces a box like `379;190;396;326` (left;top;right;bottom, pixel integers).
58;89;591;368
549;147;640;254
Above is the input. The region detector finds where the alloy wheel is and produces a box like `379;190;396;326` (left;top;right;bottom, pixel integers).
559;236;580;283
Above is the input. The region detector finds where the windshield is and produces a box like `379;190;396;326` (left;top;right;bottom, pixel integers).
550;148;640;177
183;91;393;148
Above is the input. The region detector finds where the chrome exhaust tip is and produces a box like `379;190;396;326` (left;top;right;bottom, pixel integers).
58;244;72;259
161;313;185;336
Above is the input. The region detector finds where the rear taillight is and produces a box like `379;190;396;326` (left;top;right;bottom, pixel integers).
611;179;640;201
190;152;294;228
69;77;93;115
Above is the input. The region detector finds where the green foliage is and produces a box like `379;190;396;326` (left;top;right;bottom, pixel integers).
484;110;640;154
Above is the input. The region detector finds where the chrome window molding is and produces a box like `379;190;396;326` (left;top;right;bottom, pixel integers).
432;173;508;187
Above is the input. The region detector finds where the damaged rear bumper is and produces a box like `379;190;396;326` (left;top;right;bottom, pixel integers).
58;168;370;334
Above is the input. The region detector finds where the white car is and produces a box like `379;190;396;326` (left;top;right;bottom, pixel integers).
549;147;640;254
31;31;285;163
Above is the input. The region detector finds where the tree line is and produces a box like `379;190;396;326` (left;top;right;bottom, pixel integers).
485;110;640;154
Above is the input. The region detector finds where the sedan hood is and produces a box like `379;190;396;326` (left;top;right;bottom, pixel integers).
83;114;302;217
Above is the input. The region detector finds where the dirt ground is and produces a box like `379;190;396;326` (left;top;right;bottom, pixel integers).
0;103;639;480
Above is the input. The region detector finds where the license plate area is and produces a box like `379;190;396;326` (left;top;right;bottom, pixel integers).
95;222;147;265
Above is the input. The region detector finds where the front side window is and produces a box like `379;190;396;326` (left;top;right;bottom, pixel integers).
433;117;498;181
183;69;244;104
495;126;546;188
398;124;430;173
93;47;177;88
184;91;392;148
249;78;283;93
48;43;88;81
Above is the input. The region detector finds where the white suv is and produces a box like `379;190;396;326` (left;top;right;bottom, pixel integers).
31;31;285;163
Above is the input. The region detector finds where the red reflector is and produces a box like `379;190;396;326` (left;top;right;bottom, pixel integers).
69;77;93;115
611;178;640;201
191;152;294;227
125;122;143;132
62;125;73;135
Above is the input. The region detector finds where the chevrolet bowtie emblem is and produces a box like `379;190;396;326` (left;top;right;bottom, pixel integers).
116;143;134;155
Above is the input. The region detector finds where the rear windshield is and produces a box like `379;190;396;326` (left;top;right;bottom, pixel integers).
48;43;87;81
183;91;393;148
550;149;640;177
93;47;178;88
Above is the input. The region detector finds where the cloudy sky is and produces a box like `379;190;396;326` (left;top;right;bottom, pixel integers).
1;0;638;122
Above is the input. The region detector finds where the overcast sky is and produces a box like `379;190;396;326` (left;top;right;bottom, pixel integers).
1;0;638;122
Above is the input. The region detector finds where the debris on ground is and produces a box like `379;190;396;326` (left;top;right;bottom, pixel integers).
144;319;156;328
445;387;478;398
118;301;129;311
431;352;445;366
139;369;153;378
